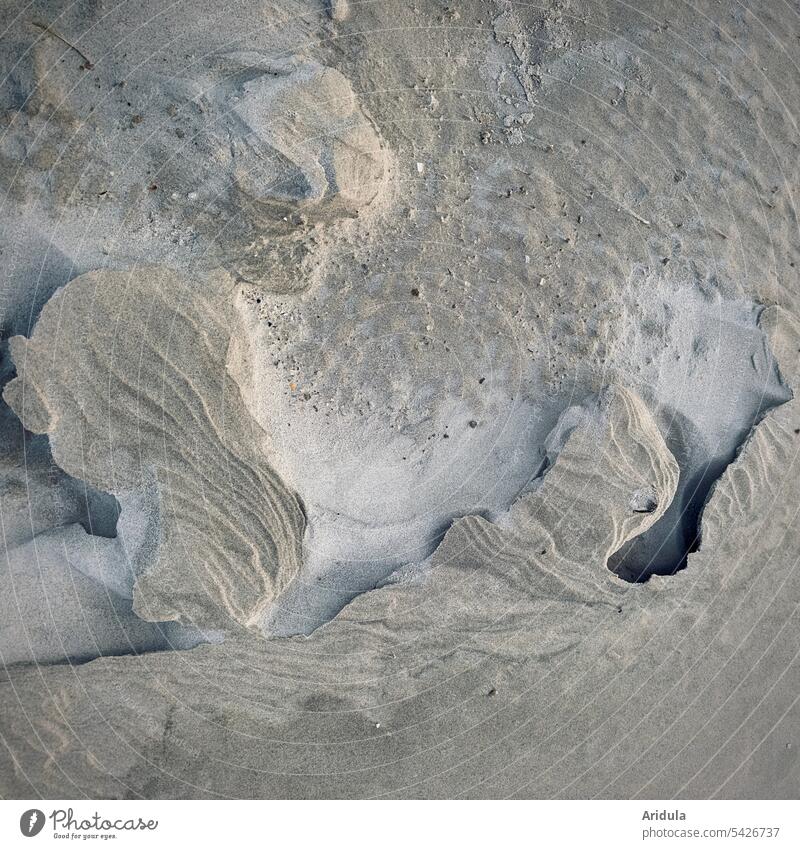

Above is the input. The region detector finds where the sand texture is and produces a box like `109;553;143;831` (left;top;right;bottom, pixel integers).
0;0;798;798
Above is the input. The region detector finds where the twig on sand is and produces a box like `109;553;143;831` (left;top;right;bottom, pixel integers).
31;20;94;69
621;206;651;226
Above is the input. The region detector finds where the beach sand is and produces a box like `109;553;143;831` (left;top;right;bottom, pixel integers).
0;0;798;798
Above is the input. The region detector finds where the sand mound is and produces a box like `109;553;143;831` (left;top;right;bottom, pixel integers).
3;267;305;632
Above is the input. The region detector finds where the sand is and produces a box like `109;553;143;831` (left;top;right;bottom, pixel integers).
0;0;798;798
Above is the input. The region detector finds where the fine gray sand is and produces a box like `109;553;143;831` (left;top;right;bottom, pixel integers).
0;0;798;798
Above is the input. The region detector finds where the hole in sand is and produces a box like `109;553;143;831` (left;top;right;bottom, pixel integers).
608;303;791;583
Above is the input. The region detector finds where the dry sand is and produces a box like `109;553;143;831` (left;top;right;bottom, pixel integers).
0;0;798;798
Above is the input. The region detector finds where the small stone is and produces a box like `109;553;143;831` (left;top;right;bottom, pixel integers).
630;487;658;513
